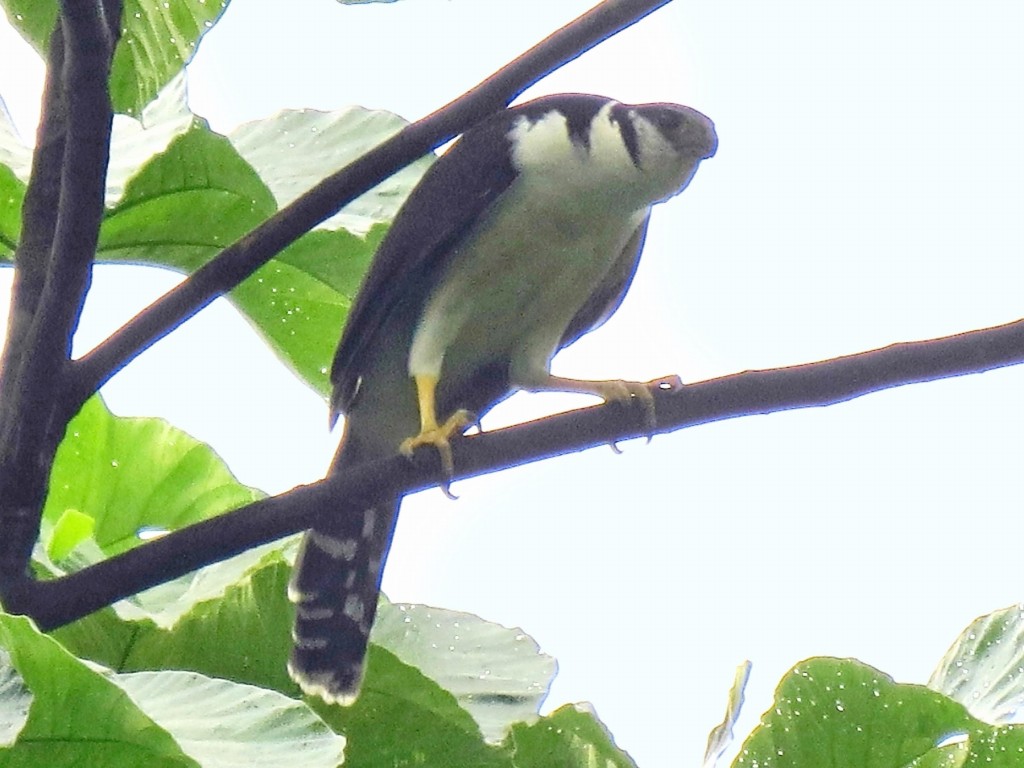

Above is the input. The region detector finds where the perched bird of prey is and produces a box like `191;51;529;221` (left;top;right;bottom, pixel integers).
288;93;717;704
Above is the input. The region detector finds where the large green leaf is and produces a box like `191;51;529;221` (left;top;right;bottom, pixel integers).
2;610;343;767
96;119;383;396
372;600;557;743
98;120;277;270
503;704;638;768
323;644;506;768
731;657;1024;768
40;391;275;637
929;604;1024;726
44;394;262;557
105;73;194;205
1;0;229;116
229;226;381;397
47;540;632;767
117;554;299;691
112;670;346;768
5;101;413;395
0;613;196;767
230;106;432;236
0;72;193;200
52;554;508;767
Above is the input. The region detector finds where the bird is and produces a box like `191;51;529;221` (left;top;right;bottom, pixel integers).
287;93;717;704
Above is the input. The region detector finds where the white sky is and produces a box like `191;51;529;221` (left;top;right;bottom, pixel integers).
2;1;1024;765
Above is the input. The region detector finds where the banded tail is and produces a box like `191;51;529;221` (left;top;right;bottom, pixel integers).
288;488;399;704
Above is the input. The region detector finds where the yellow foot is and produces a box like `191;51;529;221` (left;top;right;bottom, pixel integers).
593;375;683;442
399;409;476;489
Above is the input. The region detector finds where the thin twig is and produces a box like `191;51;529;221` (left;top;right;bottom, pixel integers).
17;319;1023;630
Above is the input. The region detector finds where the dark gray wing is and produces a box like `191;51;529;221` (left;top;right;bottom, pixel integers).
330;116;520;414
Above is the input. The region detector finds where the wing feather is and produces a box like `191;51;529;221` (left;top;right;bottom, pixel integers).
330;117;521;414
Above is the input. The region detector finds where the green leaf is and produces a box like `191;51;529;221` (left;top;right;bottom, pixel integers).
0;613;197;767
48;545;288;678
904;738;970;768
230;106;432;236
45;394;262;557
704;661;752;768
0;649;32;747
928;604;1024;725
2;0;229;116
0;99;30;182
99;120;277;270
98;118;383;396
44;603;141;676
230;227;381;397
372;600;556;743
0;163;24;258
962;727;1024;765
105;73;194;206
324;644;506;768
46;508;95;561
110;0;229;116
52;554;510;766
0;2;55;59
112;670;346;768
5;104;416;394
47;543;626;767
732;658;981;768
117;554;300;692
0;74;191;258
504;703;638;768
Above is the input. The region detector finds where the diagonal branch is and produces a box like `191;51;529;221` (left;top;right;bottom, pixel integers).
15;318;1023;631
70;0;676;407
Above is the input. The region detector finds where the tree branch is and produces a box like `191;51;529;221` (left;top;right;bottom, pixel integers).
0;1;122;590
14;318;1022;630
36;0;120;368
2;23;68;374
71;0;676;406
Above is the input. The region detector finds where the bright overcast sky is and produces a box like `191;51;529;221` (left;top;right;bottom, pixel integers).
2;1;1024;766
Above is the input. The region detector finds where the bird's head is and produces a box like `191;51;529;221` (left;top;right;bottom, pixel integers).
506;95;716;214
623;101;718;204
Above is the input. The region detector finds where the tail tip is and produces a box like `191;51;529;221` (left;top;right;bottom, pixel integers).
288;658;364;707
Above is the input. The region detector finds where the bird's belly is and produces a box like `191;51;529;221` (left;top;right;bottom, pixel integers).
408;189;643;383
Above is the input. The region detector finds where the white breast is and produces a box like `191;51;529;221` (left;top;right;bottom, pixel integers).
407;104;657;387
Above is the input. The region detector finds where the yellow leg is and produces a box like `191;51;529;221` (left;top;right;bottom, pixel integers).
399;373;475;480
528;374;684;438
